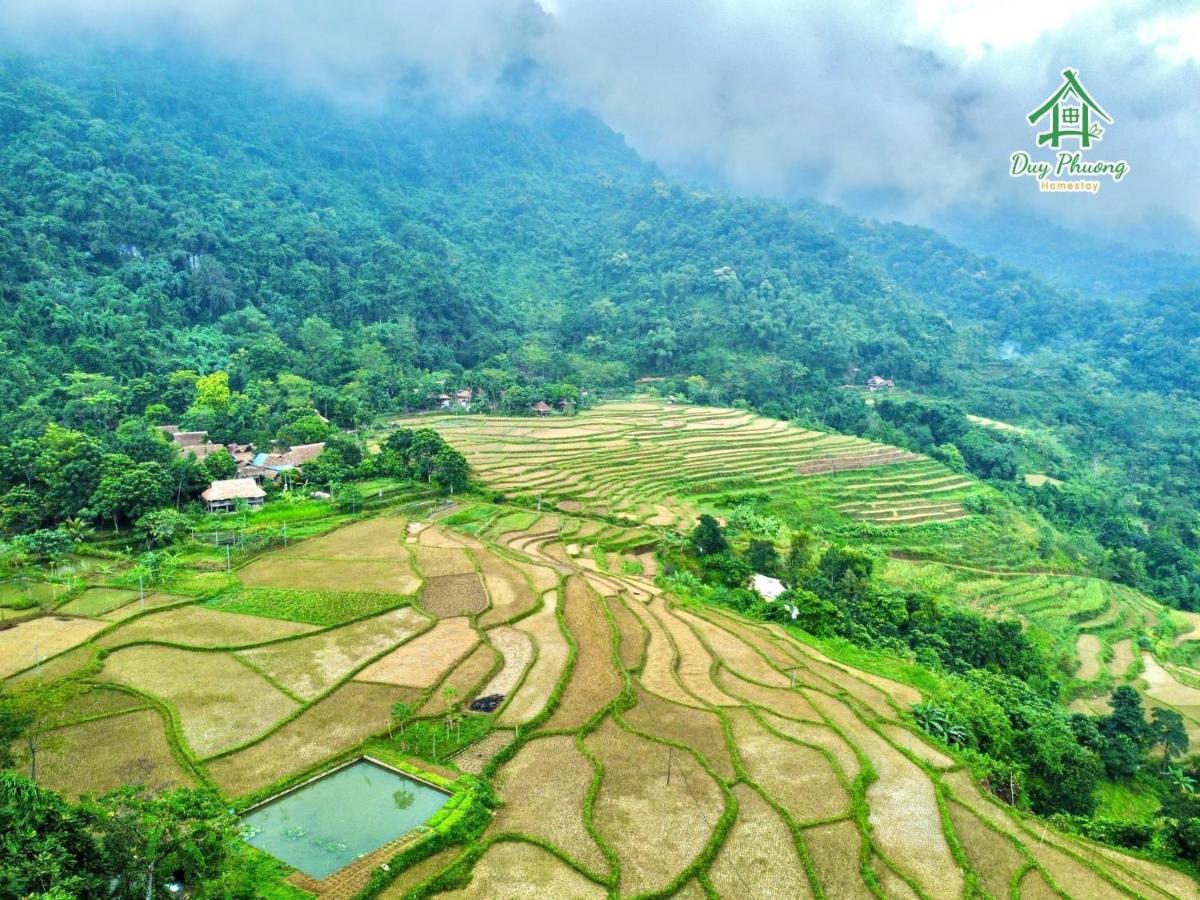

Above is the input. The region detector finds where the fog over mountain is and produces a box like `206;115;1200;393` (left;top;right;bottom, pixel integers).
3;0;1199;249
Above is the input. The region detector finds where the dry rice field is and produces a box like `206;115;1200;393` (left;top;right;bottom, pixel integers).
19;403;1196;899
394;401;982;529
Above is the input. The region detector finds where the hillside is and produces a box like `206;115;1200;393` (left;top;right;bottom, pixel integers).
3;44;1200;897
2;424;1196;897
3;49;1199;618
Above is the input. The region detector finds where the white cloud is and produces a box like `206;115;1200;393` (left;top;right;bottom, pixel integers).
1;0;1197;239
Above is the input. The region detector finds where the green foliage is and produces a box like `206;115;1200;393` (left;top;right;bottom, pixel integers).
0;772;106;898
204;587;404;626
390;715;493;765
725;504;783;538
135;508;192;547
690;514;728;556
11;528;73;561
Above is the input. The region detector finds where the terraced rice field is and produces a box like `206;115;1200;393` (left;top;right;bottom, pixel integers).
394;401;981;529
431;515;1189;898
12;420;1194;898
884;558;1168;677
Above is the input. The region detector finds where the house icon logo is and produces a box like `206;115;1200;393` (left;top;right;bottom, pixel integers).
1026;69;1112;149
1009;68;1129;194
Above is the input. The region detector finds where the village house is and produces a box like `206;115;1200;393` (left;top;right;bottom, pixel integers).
171;430;209;447
201;477;265;513
751;573;786;602
531;400;552;417
228;443;255;464
866;375;895;392
251;442;327;473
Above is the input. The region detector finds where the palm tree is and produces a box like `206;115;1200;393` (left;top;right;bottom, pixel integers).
1165;765;1197;795
61;517;94;543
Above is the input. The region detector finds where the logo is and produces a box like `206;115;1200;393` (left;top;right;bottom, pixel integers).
1009;69;1129;194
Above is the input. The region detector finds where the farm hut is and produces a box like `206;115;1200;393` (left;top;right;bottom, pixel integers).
201;478;265;513
751;574;786;602
866;375;895;392
531;400;552;417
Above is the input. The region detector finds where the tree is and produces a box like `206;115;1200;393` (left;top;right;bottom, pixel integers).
12;528;73;562
389;701;413;738
785;531;816;575
89;456;171;531
199;450;237;482
408;429;447;482
432;446;469;494
817;546;876;600
690;514;728;556
92;785;237;900
135;509;191;548
745;538;779;575
1151;707;1189;763
1103;685;1150;749
332;483;364;513
0;772;107;898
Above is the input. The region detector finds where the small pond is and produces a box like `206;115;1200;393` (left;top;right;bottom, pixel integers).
240;758;450;879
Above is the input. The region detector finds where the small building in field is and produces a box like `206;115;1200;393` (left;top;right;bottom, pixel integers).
531;401;552;417
751;573;787;602
866;375;895;392
201;478;265;513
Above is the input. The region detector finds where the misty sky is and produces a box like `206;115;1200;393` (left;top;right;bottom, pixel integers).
3;0;1199;244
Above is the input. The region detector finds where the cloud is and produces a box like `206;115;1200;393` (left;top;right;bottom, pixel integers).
2;0;1198;241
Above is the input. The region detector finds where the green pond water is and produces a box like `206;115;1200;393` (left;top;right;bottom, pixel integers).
240;759;450;879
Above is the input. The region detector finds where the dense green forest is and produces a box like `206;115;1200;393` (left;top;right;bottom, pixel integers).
0;48;1199;612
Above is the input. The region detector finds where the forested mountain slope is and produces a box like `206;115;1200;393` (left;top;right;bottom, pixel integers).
1;49;1199;611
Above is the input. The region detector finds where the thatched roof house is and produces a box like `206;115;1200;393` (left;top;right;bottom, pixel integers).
201;477;265;512
252;442;326;472
531;401;552;416
183;442;228;462
172;430;209;447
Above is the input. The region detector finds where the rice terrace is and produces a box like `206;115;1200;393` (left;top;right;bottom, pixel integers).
3;399;1198;898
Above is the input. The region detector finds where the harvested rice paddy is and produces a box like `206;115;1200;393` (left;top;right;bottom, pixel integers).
97;603;316;649
421;573;488;617
100;645;299;757
395;401;983;530
26;707;195;798
56;587;139;617
23;403;1195;898
354;616;478;688
0;615;105;677
238;555;422;594
206;681;418;797
238;606;430;699
499;591;570;724
490;735;608;874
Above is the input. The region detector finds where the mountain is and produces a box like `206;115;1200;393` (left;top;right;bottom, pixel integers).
1;47;1199;614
